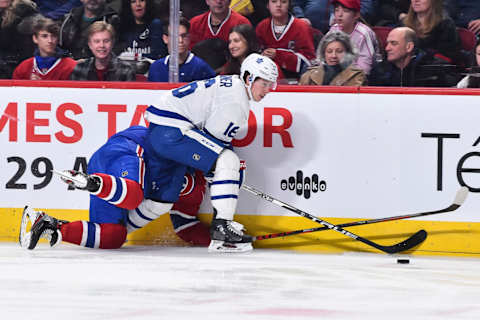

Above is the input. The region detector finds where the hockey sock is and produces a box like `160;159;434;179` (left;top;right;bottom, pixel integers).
210;150;240;220
91;173;143;210
170;170;210;245
126;199;173;233
60;221;127;249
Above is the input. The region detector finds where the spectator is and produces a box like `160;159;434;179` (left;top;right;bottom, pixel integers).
375;0;409;26
292;0;332;34
291;0;377;33
368;26;457;87
359;0;377;26
256;0;315;79
222;23;285;79
117;0;167;60
59;0;121;60
34;0;82;21
242;0;270;26
189;0;251;49
148;17;215;82
403;0;461;64
222;23;258;74
70;21;136;80
457;39;480;88
299;30;366;85
156;0;208;21
191;38;229;74
0;0;40;78
445;1;480;35
328;0;379;75
13;17;77;79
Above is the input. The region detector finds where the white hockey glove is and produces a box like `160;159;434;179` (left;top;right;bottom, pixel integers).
53;169;101;192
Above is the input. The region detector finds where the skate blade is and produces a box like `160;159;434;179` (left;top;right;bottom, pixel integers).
208;240;253;253
19;206;36;249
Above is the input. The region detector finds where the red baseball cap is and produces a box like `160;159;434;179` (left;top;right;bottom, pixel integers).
332;0;360;11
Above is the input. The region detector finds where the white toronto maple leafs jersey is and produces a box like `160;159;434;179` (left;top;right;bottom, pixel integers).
146;75;250;143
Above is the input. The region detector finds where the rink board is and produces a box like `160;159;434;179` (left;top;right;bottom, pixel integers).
1;81;480;256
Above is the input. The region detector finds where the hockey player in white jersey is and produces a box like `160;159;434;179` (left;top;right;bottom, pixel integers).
145;53;278;252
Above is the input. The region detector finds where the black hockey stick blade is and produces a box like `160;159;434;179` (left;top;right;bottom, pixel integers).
255;187;468;241
242;184;427;254
377;229;427;254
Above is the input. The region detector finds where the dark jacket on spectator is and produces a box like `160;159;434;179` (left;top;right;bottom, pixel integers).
445;0;480;29
0;0;39;78
59;4;120;60
118;19;167;60
70;54;136;81
414;17;461;64
368;48;458;87
376;0;410;26
34;0;81;21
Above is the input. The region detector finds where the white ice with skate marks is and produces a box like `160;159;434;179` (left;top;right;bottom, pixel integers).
1;243;480;320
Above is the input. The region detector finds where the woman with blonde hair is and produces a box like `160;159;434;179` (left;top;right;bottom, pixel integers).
403;0;461;63
299;30;366;86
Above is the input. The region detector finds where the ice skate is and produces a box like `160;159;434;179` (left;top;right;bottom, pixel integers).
208;218;253;253
19;206;64;250
52;169;101;192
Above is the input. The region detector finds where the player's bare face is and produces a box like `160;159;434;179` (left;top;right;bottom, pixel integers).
250;78;275;102
228;32;248;60
33;31;58;57
324;41;345;66
206;0;229;15
268;0;289;20
0;0;12;9
334;5;358;33
88;31;113;61
131;0;146;22
411;0;431;14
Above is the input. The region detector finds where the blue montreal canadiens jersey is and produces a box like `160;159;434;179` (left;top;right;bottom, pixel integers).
148;53;215;83
97;126;185;202
146;75;250;144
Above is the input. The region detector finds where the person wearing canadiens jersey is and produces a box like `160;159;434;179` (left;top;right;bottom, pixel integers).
20;53;278;253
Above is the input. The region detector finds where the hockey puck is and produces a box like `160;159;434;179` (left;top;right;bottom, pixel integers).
397;259;410;264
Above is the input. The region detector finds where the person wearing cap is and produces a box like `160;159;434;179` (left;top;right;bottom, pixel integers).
299;30;366;85
327;0;379;74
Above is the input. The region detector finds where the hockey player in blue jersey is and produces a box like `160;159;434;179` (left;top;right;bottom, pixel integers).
20;53;278;253
145;53;278;252
20;126;210;250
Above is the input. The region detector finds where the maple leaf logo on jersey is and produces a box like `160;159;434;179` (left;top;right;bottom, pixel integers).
256;58;264;64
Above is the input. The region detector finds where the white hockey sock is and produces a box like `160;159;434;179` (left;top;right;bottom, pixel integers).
210;150;240;221
127;199;173;233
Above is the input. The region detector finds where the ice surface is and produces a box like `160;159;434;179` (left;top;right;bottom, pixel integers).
1;242;479;320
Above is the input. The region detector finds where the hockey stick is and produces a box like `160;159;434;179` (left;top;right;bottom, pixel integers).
241;184;428;254
254;187;469;241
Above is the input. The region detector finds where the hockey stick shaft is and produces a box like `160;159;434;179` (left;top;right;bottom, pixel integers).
254;187;468;241
242;184;427;254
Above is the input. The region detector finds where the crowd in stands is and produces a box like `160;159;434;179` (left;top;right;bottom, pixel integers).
1;0;480;88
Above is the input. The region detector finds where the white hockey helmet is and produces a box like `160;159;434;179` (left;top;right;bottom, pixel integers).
240;53;278;99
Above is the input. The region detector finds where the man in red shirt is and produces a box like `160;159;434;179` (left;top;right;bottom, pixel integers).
189;0;251;49
13;17;77;80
